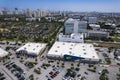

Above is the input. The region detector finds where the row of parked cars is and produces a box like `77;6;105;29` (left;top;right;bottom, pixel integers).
49;70;59;79
102;53;111;63
46;65;60;80
5;62;25;80
0;72;6;80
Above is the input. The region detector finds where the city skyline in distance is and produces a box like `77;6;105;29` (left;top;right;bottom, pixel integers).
0;0;120;12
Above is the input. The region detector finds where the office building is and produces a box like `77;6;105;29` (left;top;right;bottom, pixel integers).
88;17;98;24
78;21;87;33
65;18;87;35
87;30;109;38
65;18;74;34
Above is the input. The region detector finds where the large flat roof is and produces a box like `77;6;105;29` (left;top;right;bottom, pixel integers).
16;43;47;55
66;18;87;24
47;42;99;60
88;30;108;34
0;48;9;57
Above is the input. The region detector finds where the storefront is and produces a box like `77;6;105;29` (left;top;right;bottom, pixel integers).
64;54;85;61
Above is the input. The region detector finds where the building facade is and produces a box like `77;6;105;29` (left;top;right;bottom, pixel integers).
87;17;98;24
65;18;87;35
58;33;84;43
87;30;109;38
78;21;87;33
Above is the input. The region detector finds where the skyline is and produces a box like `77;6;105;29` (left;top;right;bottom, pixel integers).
0;0;120;12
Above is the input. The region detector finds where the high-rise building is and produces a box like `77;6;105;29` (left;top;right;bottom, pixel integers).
78;21;87;33
33;10;37;17
65;18;87;35
2;7;8;15
14;8;19;14
65;18;74;34
26;9;33;17
36;9;41;17
0;10;3;15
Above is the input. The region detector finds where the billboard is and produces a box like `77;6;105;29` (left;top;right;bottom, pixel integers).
64;54;85;61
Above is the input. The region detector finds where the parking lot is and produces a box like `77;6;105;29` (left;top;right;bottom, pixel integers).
0;41;120;80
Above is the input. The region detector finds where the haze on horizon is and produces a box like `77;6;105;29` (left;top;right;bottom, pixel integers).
0;0;120;12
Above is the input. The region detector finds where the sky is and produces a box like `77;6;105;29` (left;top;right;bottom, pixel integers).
0;0;120;12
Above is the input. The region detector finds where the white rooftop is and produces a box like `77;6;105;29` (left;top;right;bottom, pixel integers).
66;18;87;24
16;43;47;55
89;24;100;28
47;42;99;60
66;18;75;23
117;56;120;59
59;33;83;39
0;48;9;57
71;33;83;38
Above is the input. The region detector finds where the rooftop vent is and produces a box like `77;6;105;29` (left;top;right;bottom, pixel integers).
71;44;73;46
83;49;86;51
55;50;58;52
84;53;86;55
36;45;39;47
69;51;72;54
90;46;92;47
70;48;72;50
